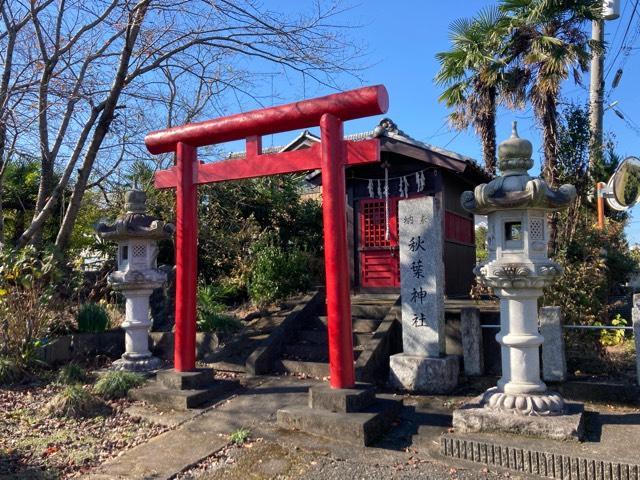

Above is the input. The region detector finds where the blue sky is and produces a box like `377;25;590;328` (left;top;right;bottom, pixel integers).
222;1;640;243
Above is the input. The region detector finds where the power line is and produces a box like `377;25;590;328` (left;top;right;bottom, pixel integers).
605;0;640;80
443;130;462;148
608;0;630;52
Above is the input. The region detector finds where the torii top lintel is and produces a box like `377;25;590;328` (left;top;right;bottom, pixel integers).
146;85;388;188
144;85;388;154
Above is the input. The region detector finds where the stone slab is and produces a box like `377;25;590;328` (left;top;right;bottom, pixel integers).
277;396;402;447
129;378;238;410
389;353;458;393
540;306;567;382
452;399;585;441
460;307;483;376
398;196;445;357
555;380;640;405
308;383;375;413
156;368;215;390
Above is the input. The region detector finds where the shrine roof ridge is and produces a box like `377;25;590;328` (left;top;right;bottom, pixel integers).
223;118;487;180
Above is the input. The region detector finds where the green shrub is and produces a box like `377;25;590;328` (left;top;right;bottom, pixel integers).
93;371;145;399
229;427;251;445
196;283;242;334
45;385;108;418
595;314;628;347
248;243;311;305
199;279;246;306
0;246;64;369
76;303;110;333
0;357;26;385
56;363;88;385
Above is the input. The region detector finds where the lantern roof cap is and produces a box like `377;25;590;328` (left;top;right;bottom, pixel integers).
498;122;534;175
461;123;576;214
96;189;174;241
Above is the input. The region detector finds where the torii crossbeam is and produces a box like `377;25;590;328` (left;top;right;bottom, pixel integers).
146;85;388;389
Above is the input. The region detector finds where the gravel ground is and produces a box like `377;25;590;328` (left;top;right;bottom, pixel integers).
1;379;170;479
174;439;516;480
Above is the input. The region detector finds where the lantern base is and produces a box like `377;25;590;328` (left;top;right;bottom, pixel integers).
452;391;584;441
112;353;163;372
481;387;565;416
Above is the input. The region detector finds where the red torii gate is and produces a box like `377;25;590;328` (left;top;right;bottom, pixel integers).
146;85;388;389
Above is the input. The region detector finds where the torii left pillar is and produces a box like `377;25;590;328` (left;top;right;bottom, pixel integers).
145;85;390;391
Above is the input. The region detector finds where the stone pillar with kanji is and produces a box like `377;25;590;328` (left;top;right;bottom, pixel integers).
388;195;458;393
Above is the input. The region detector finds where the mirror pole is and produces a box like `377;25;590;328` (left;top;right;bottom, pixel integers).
597;182;606;229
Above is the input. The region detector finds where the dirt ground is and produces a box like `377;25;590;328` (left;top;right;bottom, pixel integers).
0;379;170;479
175;437;512;480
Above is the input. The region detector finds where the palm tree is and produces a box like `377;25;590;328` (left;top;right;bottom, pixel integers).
435;7;523;176
500;0;601;187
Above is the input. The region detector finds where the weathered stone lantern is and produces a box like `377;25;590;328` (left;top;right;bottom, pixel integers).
455;123;580;439
96;189;174;371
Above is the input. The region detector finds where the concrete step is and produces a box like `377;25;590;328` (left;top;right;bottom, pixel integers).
283;343;364;361
277;395;402;447
283;344;329;362
297;329;327;345
129;379;238;410
351;293;399;303
156;368;215;390
316;316;381;333
297;330;374;347
278;359;330;378
350;304;391;319
354;332;375;346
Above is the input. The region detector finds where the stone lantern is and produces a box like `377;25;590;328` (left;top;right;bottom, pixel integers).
96;189;174;371
455;123;580;438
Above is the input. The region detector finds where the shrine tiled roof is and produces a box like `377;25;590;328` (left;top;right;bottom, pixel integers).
224;117;490;181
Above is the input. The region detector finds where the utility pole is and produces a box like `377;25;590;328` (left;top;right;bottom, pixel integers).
590;0;620;174
589;18;605;175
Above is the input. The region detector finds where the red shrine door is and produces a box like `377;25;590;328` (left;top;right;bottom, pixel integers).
358;197;400;288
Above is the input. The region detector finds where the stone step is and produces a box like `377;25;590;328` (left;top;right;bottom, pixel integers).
156;368;215;390
129;379;238;410
277;395;402;447
297;330;374;347
350;304;391;319
351;294;399;303
316;316;381;333
278;359;330;378
282;344;329;362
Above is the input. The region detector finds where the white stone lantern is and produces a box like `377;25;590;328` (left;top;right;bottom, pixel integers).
459;123;576;417
96;189;174;371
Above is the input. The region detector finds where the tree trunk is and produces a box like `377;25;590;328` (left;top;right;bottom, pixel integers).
540;91;559;255
475;86;497;176
55;1;150;251
541;92;558;188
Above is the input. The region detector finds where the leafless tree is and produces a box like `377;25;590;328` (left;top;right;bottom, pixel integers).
0;0;362;251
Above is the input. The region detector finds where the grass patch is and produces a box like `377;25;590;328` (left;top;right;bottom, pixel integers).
197;312;242;334
45;385;109;418
76;302;110;333
0;357;26;385
196;283;242;334
56;363;88;385
229;427;251;445
93;371;145;399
